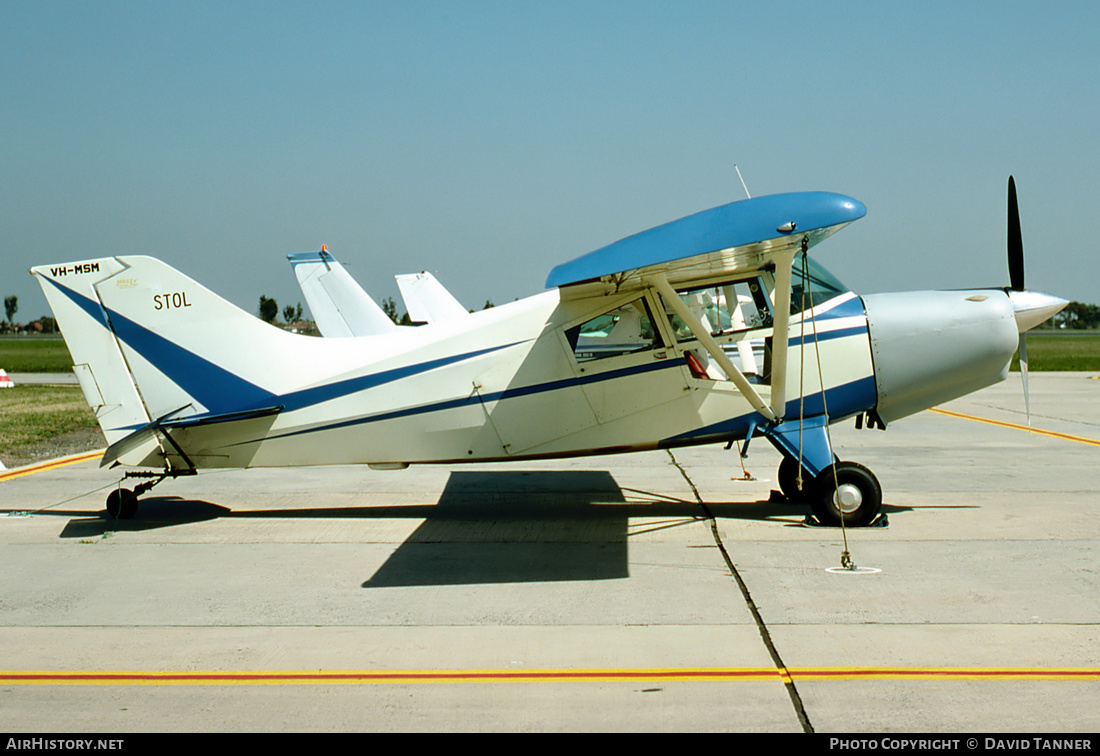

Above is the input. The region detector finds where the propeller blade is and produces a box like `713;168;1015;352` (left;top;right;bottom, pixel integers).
1018;332;1031;429
1007;176;1025;291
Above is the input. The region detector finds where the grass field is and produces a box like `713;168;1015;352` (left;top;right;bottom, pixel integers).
0;385;98;457
0;337;75;373
1010;332;1100;371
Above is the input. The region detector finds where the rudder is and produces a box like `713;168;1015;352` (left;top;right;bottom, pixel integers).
31;258;153;451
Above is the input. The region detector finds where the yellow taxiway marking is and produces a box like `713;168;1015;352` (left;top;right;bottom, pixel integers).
0;450;104;483
930;408;1100;447
786;667;1100;681
3;668;1099;685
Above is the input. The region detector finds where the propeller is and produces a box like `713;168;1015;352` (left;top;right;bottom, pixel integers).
1007;176;1024;292
1006;175;1031;427
1003;176;1068;428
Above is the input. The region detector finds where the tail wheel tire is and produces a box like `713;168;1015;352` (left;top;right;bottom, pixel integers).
810;461;882;527
106;488;139;520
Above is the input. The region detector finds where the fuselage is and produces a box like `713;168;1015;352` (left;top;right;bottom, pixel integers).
31;253;1048;475
174;266;885;470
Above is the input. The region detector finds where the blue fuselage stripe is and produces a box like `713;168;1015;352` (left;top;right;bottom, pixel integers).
46;276;521;425
245;358;681;445
662;374;878;443
45;277;275;413
246;320;874;447
788;325;867;348
268;342;525;414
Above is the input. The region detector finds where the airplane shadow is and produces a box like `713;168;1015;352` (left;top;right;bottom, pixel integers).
364;470;640;587
57;497;228;539
31;469;911;586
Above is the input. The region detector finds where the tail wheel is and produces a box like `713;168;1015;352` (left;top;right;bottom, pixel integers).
811;461;882;527
105;488;139;520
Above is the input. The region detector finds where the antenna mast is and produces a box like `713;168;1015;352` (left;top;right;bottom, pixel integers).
734;164;751;199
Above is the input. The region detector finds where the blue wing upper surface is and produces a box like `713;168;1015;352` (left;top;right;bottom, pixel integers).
546;192;866;289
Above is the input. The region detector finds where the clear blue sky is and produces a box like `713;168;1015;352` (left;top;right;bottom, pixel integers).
2;1;1097;322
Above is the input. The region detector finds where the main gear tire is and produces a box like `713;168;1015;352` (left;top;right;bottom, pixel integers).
810;461;882;527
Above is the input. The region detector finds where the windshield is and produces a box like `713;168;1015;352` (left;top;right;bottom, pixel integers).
790;254;849;314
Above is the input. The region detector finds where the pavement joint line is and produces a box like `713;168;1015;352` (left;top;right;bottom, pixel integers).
665;449;814;733
930;408;1100;446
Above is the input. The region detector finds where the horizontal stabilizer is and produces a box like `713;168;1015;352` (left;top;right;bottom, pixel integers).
101;404;283;468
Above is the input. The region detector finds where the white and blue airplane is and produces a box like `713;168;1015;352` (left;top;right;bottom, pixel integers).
31;178;1065;527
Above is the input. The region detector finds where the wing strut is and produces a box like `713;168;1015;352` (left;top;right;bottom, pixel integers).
768;245;799;419
645;274;777;423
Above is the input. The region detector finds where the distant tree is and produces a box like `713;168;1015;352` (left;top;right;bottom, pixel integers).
1056;301;1100;330
381;297;399;323
282;304;297;324
482;299;495;310
258;295;278;323
15;316;55;334
4;295;16;325
295;302;304;322
380;297;413;325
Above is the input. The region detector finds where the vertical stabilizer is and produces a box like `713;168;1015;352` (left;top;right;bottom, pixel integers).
33;256;324;431
287;250;397;337
34;254;398;470
395;272;468;324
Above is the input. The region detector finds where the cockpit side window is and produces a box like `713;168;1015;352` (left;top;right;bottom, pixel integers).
661;277;773;343
566;296;665;363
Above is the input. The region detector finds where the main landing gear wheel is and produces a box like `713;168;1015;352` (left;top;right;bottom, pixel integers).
810;461;882;528
105;488;139;520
